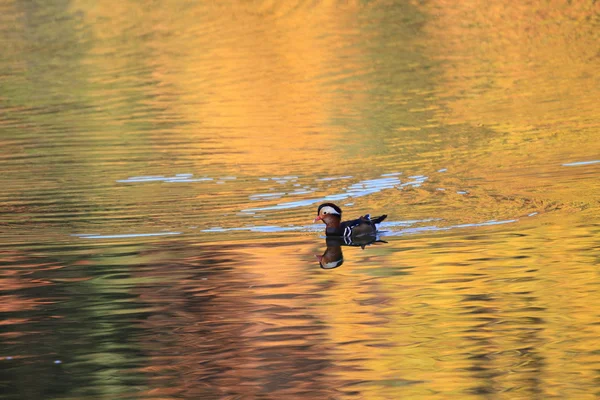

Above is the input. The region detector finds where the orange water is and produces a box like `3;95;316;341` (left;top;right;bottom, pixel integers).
1;1;599;399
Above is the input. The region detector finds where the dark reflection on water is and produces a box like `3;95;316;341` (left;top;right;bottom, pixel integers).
317;236;387;270
1;0;599;398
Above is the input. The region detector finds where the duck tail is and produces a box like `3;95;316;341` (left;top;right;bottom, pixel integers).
371;214;387;224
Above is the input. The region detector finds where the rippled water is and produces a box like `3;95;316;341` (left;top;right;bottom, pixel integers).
1;1;599;399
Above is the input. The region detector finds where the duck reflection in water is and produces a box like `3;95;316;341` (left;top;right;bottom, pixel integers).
316;236;387;269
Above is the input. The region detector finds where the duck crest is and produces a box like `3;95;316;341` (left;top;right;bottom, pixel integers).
317;203;342;216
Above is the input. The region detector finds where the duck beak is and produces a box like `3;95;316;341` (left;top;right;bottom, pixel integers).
313;215;322;223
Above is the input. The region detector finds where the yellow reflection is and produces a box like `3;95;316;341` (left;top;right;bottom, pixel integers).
424;0;599;128
69;0;374;175
421;0;600;204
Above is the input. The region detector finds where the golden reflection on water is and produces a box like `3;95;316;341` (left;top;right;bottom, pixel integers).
69;0;375;174
422;0;600;207
0;0;599;399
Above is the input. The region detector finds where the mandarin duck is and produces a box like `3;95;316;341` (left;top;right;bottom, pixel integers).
314;203;387;238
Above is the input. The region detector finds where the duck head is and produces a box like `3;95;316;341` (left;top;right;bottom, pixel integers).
314;203;342;229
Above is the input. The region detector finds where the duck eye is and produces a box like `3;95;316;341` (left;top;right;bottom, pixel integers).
323;211;328;215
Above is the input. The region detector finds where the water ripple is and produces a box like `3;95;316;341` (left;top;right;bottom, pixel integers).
117;174;214;183
562;160;600;167
73;232;182;239
243;175;425;213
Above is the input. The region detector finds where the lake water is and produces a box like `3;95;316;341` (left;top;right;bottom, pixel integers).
1;1;599;399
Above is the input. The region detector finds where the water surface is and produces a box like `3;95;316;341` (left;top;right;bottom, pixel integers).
1;1;599;399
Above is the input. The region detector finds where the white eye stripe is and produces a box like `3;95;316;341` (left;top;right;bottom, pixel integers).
320;206;340;215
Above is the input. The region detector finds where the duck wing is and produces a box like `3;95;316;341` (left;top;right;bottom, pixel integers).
340;214;388;238
340;217;377;238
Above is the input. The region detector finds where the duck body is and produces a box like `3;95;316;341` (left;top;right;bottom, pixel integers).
314;203;387;239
